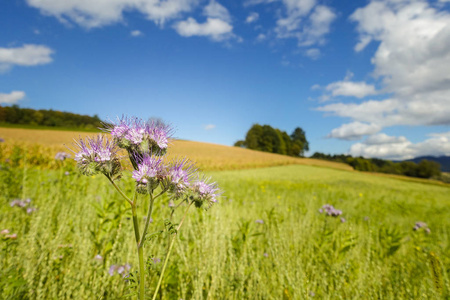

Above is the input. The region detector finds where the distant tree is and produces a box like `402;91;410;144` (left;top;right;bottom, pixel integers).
416;160;441;178
290;127;309;157
234;140;246;147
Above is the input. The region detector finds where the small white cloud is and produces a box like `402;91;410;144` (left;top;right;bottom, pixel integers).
0;44;54;72
204;124;216;130
173;17;233;41
364;133;408;145
325;80;377;99
256;33;266;41
327;122;381;141
311;84;321;90
204;0;231;22
130;30;143;37
305;48;320;59
0;91;26;104
246;12;259;23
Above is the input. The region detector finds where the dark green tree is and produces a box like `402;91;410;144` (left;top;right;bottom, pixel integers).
290;127;309;157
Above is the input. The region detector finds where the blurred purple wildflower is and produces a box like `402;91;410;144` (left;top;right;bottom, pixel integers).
255;219;264;224
152;257;161;264
1;229;10;235
319;204;342;217
55;152;71;161
168;200;175;208
109;263;131;277
340;217;346;223
6;233;17;240
94;254;103;261
413;221;430;234
263;253;269;257
0;137;5;143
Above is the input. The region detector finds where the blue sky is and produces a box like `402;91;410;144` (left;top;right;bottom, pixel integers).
1;0;450;159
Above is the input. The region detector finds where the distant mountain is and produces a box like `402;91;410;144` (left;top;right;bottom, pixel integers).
404;156;450;172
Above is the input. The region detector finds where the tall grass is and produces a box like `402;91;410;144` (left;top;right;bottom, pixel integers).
1;161;449;299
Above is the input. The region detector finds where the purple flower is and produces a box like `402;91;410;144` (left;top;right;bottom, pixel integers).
263;253;269;257
255;219;264;224
72;135;121;178
106;116;172;153
168;200;175;207
152;257;161;264
340;217;346;223
0;137;4;143
166;158;195;198
319;204;342;217
6;233;17;240
413;221;430;233
132;154;165;192
10;199;27;208
26;207;37;214
1;229;10;235
109;263;131;277
55;152;71;161
190;177;220;208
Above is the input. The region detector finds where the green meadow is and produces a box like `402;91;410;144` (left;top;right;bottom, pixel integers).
1;155;449;299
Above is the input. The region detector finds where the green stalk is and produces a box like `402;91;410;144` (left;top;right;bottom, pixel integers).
151;202;193;300
107;177;133;206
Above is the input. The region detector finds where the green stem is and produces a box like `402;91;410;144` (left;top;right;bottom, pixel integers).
131;204;145;300
151;202;193;300
139;193;155;248
108;178;133;206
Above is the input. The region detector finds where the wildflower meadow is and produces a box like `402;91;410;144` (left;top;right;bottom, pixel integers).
0;125;450;299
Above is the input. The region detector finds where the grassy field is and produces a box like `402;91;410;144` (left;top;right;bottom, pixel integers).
1;127;449;299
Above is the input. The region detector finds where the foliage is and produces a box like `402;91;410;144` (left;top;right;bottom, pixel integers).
0;105;102;130
311;152;442;180
234;124;309;157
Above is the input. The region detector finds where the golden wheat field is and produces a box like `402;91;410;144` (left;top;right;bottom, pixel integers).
0;127;353;171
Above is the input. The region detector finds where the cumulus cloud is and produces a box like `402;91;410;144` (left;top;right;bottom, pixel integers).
204;124;216;130
173;17;233;40
0;44;54;72
245;0;336;47
325;80;377;99
246;12;259;23
130;30;143;37
275;3;336;46
174;0;236;41
204;0;231;22
0;91;26;105
26;0;198;28
327;122;381;140
318;0;450;140
349;132;450;160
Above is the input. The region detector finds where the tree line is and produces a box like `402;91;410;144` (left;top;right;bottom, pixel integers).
234;124;309;157
311;152;442;179
0;105;102;130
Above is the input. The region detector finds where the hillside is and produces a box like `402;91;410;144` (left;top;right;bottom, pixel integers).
405;156;450;172
0;127;352;171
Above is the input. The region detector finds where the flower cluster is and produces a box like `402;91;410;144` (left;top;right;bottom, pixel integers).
55;152;71;161
190;178;220;208
1;229;17;240
132;154;165;193
73;135;121;179
107;117;172;155
319;204;342;217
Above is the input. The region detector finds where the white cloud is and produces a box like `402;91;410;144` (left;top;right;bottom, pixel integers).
327;122;381;140
131;30;143;37
0;44;54;72
204;0;230;22
305;48;320;59
275;2;336;46
246;12;259;23
0;91;26;105
173;17;233;41
256;33;266;41
349;132;450;160
204;124;216;130
325;80;377;99
318;0;450;140
26;0;198;28
174;0;236;41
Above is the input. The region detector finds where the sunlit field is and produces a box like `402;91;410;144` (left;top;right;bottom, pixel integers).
1;128;449;299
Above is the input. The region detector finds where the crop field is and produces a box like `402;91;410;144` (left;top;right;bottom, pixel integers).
1;127;450;299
